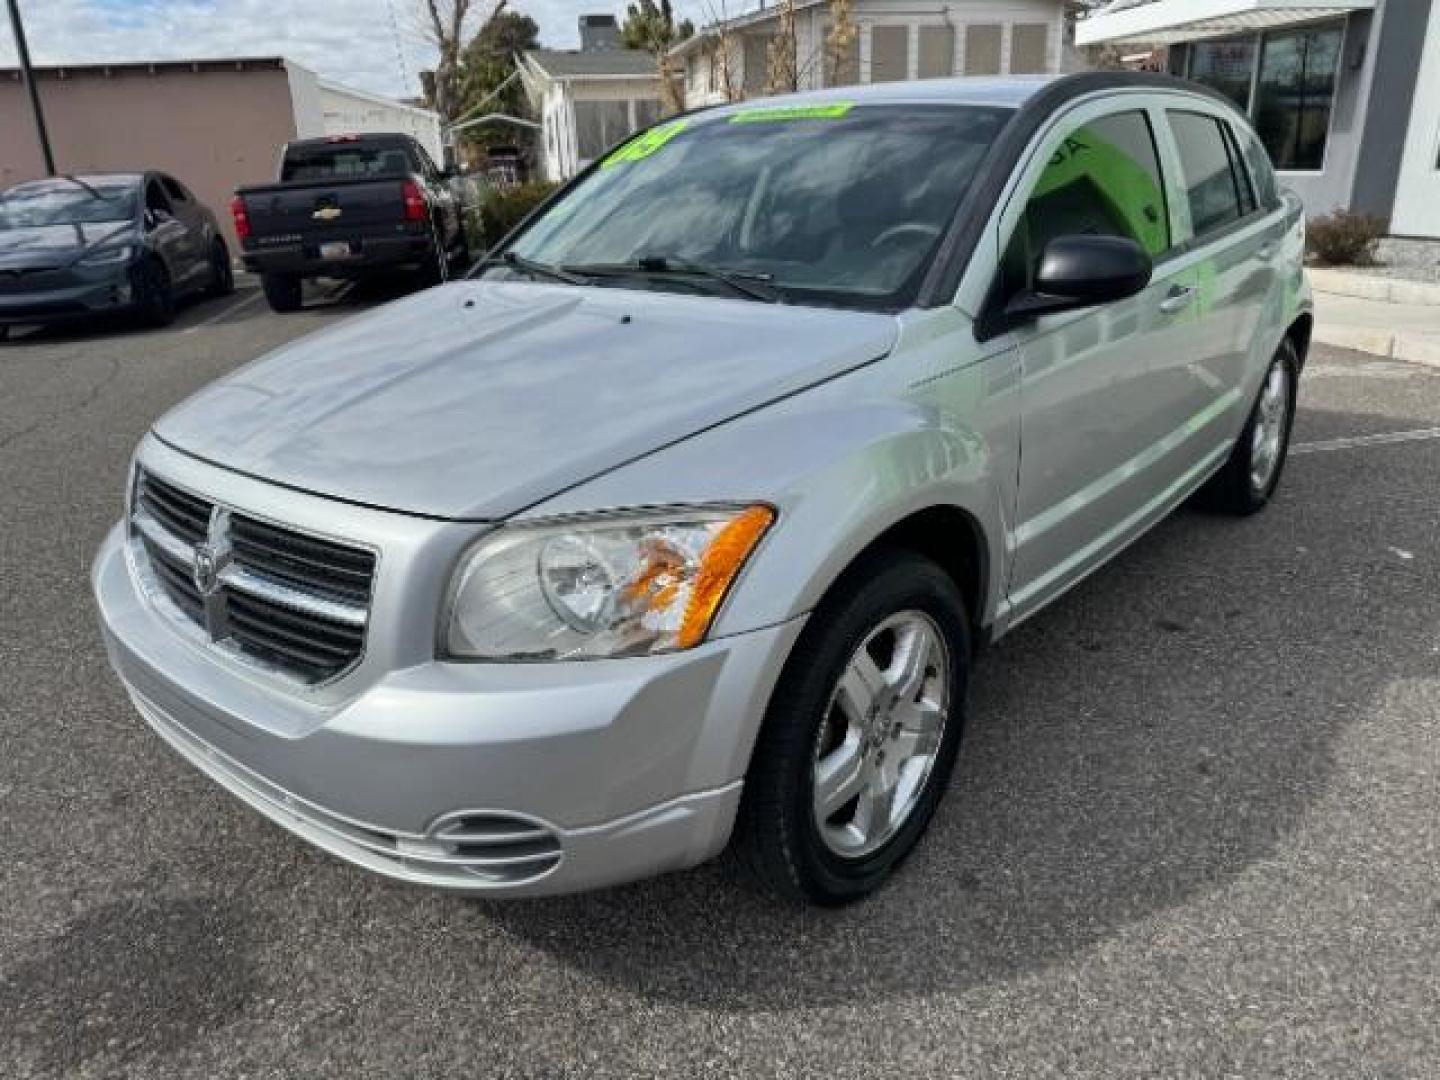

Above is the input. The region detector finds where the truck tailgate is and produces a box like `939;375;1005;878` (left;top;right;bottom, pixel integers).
238;178;411;242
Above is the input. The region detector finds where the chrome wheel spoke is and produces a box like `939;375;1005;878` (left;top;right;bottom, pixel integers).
886;621;931;701
835;650;885;725
814;736;868;819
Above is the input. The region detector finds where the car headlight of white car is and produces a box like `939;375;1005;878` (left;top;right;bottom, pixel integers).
443;505;775;661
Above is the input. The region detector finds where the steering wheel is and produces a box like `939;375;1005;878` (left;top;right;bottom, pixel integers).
870;222;943;249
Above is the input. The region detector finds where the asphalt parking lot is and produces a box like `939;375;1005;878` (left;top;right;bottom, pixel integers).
1;288;1437;1078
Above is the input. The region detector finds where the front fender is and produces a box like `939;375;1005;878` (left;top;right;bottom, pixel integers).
518;391;1009;637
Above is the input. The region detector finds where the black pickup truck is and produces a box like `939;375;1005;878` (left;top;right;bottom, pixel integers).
231;133;477;312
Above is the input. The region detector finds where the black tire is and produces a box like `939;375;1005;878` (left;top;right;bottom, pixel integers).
733;549;971;906
132;258;176;328
261;273;303;313
1200;337;1299;515
0;325;10;343
206;239;235;298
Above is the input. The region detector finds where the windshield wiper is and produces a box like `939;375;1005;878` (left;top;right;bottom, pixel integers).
481;250;591;286
568;255;782;303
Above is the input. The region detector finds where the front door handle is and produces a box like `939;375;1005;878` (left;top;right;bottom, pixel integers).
1159;284;1196;314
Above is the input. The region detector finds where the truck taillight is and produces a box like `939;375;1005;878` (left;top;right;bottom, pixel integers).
401;179;427;222
230;196;251;240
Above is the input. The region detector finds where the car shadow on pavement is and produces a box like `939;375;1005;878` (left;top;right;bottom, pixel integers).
480;432;1435;1009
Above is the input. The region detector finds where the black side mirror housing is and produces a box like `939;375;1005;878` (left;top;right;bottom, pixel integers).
977;234;1153;339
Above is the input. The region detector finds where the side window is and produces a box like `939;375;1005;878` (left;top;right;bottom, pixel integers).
144;180;173;218
1225;125;1257;215
1000;110;1169;297
1167;110;1249;240
161;176;189;203
1235;123;1279;209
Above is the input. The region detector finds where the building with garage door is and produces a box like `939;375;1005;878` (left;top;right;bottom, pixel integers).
0;57;441;249
1076;0;1440;238
673;0;1071;109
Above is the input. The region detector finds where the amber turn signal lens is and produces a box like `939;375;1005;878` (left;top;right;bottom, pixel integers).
677;505;776;648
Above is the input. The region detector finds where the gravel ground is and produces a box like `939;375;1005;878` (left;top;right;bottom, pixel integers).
1;292;1438;1079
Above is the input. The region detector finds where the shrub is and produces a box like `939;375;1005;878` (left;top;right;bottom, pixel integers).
1306;208;1387;266
479;182;559;249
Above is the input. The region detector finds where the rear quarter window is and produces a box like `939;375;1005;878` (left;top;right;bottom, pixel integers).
1167;110;1250;240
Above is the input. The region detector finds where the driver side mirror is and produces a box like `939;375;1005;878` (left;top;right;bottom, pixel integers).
977;234;1152;339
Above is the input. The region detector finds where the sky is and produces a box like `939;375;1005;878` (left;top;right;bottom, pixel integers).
0;0;721;101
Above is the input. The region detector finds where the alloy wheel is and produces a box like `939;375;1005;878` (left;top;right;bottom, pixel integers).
1249;360;1291;493
811;610;951;860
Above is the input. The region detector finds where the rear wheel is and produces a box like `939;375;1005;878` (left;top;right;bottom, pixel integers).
1202;338;1299;515
734;550;970;906
261;273;303;313
133;258;176;328
206;239;235;298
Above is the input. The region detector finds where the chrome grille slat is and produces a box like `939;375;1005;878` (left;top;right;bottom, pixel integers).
128;468;377;685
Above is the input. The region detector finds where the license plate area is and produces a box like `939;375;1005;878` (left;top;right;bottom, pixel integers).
319;241;355;260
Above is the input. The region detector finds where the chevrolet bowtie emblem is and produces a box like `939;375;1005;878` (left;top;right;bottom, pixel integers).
312;206;343;221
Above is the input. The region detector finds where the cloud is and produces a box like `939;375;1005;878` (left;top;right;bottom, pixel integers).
0;0;728;100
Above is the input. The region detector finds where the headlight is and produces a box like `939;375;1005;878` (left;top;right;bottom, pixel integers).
77;245;135;267
444;505;775;661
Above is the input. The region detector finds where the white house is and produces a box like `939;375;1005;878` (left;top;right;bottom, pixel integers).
673;0;1069;109
520;15;664;182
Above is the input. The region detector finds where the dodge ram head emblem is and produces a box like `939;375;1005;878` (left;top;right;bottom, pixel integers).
193;544;221;597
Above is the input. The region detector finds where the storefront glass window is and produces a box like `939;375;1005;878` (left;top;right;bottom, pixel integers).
1254;24;1344;170
1187;38;1257;110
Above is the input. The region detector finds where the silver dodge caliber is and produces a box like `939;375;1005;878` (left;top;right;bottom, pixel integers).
94;74;1312;905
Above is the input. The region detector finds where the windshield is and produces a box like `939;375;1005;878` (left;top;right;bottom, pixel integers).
0;180;138;229
495;103;1012;310
281;146;416;182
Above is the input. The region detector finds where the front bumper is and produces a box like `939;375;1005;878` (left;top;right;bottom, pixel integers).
94;516;804;897
0;269;133;325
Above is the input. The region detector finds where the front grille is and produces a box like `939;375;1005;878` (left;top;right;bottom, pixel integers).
130;469;376;685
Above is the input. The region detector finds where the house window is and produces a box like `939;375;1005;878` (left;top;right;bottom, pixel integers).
743;34;772;94
633;99;662;130
1010;24;1049;75
965;25;1002;76
1254;24;1343;170
574;100;630;161
1187;38;1257;110
870;25;908;82
918;26;955;79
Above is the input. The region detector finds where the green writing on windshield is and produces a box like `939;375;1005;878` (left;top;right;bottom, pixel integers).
602;120;689;168
729;103;855;124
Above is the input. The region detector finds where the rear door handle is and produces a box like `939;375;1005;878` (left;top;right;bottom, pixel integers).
1159;284;1196;314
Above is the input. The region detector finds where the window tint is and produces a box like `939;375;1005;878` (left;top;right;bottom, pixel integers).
1236;124;1279;207
1224;124;1257;214
965;25;1002;76
1168;110;1247;238
281;146;415;181
1186;39;1257;110
1000;110;1169;297
144;180;172;216
1254;25;1342;170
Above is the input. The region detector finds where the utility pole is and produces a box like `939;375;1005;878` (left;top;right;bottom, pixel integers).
5;0;56;176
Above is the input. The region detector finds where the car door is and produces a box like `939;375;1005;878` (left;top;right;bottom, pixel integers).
159;174;210;286
143;177;194;286
1151;108;1289;475
990;99;1200;623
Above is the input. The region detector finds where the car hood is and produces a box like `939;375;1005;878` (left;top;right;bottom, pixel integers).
155;281;898;519
0;222;134;269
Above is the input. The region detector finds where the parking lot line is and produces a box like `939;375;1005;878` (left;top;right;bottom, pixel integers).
1291;426;1440;455
183;290;264;334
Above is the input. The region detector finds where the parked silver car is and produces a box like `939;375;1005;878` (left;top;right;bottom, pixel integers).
94;74;1312;905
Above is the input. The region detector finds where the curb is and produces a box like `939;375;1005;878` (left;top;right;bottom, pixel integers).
1308;268;1440;306
1314;323;1440;368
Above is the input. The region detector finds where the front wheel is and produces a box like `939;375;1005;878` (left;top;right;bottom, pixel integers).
1201;338;1299;515
132;259;176;328
261;273;303;313
734;550;970;906
206;239;235;298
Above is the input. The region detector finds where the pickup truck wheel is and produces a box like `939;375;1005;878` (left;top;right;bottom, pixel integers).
1201;338;1299;515
133;259;176;328
734;550;970;906
206;239;235;298
261;273;303;313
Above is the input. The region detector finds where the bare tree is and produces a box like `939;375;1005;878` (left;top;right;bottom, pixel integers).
622;0;694;114
700;0;742;102
419;0;500;121
764;0;798;95
824;0;859;86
